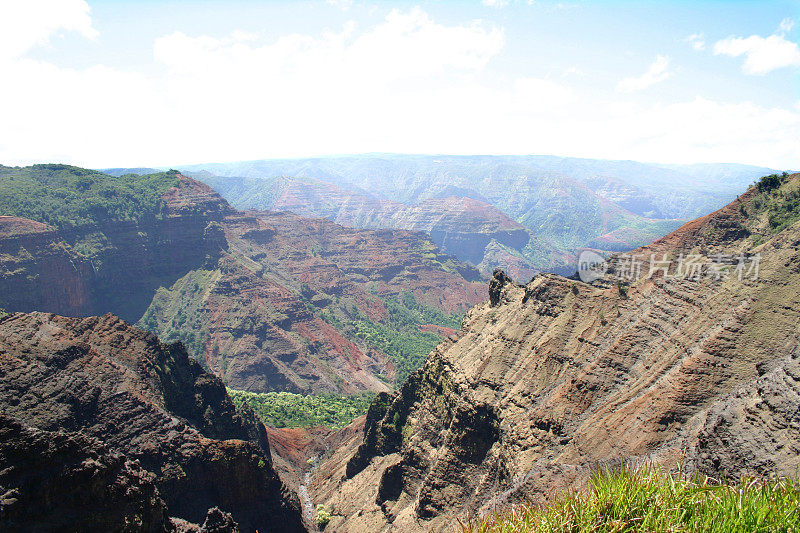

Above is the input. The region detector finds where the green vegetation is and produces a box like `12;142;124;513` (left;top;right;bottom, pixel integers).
138;268;217;359
464;466;800;533
0;164;179;229
318;291;462;383
616;281;628;299
747;172;800;234
227;389;376;429
315;504;332;528
756;172;788;193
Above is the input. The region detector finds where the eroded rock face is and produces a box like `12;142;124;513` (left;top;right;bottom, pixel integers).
0;175;230;322
140;210;486;394
0;216;94;315
309;175;800;531
0;313;305;533
0;414;168;532
488;268;512;306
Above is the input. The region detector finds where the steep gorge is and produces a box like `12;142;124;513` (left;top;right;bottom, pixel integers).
197;173;575;280
308;173;800;531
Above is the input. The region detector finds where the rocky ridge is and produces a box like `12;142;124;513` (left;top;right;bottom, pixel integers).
140;208;485;394
308;173;800;531
0;312;305;532
196;173;575;280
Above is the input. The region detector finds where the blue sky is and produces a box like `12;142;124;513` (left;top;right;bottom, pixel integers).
0;0;798;168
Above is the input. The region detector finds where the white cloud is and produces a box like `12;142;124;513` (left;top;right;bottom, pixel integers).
154;8;504;81
482;0;510;7
561;66;585;77
616;55;672;92
0;0;96;60
779;17;795;34
0;7;798;170
513;77;576;111
683;33;705;51
714;30;800;75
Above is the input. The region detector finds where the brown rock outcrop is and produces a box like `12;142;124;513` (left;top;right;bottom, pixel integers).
0;414;169;532
0;312;305;532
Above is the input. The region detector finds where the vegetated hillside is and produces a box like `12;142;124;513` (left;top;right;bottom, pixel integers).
307;173;800;531
182;155;775;258
195;173;574;280
0;165;231;322
0;312;304;532
0;164;179;228
0;164;485;395
138;209;484;393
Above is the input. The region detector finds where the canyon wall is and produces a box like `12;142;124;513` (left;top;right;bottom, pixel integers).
0;312;305;532
309;174;800;531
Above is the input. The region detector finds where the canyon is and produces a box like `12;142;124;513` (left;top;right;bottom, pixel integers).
184;156;776;281
2;162;799;532
305;172;800;531
0;165;485;394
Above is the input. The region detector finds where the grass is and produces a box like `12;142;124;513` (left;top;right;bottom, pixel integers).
227;389;376;429
463;465;800;533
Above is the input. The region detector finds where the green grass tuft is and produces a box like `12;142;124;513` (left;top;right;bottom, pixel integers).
463;465;800;533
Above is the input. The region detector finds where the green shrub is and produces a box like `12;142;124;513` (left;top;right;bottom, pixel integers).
757;173;783;192
315;504;332;528
616;281;628;299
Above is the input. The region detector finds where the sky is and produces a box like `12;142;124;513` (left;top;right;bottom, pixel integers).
0;0;798;169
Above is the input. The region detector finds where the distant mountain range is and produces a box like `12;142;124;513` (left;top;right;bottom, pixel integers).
145;155;780;278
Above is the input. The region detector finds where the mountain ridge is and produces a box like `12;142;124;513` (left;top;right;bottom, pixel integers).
305;172;800;531
0;311;305;532
0;164;485;394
